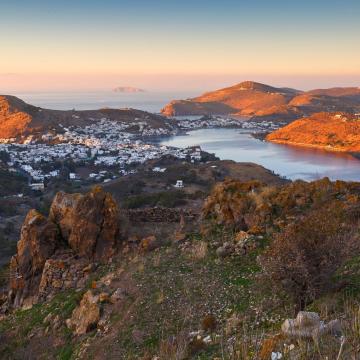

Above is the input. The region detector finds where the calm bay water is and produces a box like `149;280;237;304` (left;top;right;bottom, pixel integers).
158;128;360;181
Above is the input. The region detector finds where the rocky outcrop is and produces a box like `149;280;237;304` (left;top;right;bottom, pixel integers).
0;96;34;139
202;177;360;238
49;186;119;260
66;290;100;335
8;187;120;308
9;210;59;307
38;251;90;302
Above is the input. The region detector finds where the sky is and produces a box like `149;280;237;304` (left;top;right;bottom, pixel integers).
1;0;360;92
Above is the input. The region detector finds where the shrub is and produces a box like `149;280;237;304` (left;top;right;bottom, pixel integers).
0;170;28;197
202;179;263;229
123;190;187;209
259;202;359;309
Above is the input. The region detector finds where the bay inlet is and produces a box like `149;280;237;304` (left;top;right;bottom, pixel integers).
157;128;360;181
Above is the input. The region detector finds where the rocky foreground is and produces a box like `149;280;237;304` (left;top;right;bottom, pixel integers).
8;186;120;308
161;81;360;120
1;177;360;359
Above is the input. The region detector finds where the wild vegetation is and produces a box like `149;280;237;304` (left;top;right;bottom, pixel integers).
0;169;28;198
1;177;360;359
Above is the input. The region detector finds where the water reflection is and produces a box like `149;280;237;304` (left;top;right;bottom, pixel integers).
158;128;360;181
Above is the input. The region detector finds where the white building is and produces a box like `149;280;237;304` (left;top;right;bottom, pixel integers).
174;180;184;188
30;183;45;191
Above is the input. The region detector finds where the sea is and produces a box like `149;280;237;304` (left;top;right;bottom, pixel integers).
11;90;196;113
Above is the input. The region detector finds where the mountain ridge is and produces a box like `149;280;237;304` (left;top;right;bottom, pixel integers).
161;81;360;119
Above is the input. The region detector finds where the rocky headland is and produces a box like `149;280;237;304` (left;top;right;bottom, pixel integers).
266;112;360;152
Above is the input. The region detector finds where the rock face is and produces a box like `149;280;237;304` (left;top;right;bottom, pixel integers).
9;210;59;307
49;186;119;260
0;95;34;139
66;290;100;335
38;251;90;302
9;187;120;308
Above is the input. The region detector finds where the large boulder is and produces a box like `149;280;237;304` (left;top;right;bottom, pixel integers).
8;187;120;308
9;210;59;307
49;186;120;260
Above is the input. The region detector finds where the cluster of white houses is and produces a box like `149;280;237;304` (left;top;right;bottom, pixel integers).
174;116;243;129
0;122;203;189
241;120;288;130
0;114;281;191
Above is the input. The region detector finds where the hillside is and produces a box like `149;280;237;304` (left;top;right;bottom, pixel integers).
266;112;360;152
1;178;360;359
161;81;360;120
0;95;172;141
161;81;301;118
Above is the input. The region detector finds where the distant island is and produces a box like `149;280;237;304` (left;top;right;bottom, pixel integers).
113;86;145;93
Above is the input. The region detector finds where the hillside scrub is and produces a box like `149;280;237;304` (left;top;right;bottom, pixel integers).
2;178;360;358
203;178;360;308
260;202;360;310
202;177;360;232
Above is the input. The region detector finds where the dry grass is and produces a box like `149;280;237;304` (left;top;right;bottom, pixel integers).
187;240;208;260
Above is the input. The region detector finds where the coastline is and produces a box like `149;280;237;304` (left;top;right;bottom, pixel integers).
146;124;246;144
267;138;360;158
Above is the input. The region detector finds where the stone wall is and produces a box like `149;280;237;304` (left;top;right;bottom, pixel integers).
125;207;198;223
38;250;89;302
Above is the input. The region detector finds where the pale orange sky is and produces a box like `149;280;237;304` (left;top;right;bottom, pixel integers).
1;73;360;93
1;0;360;92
